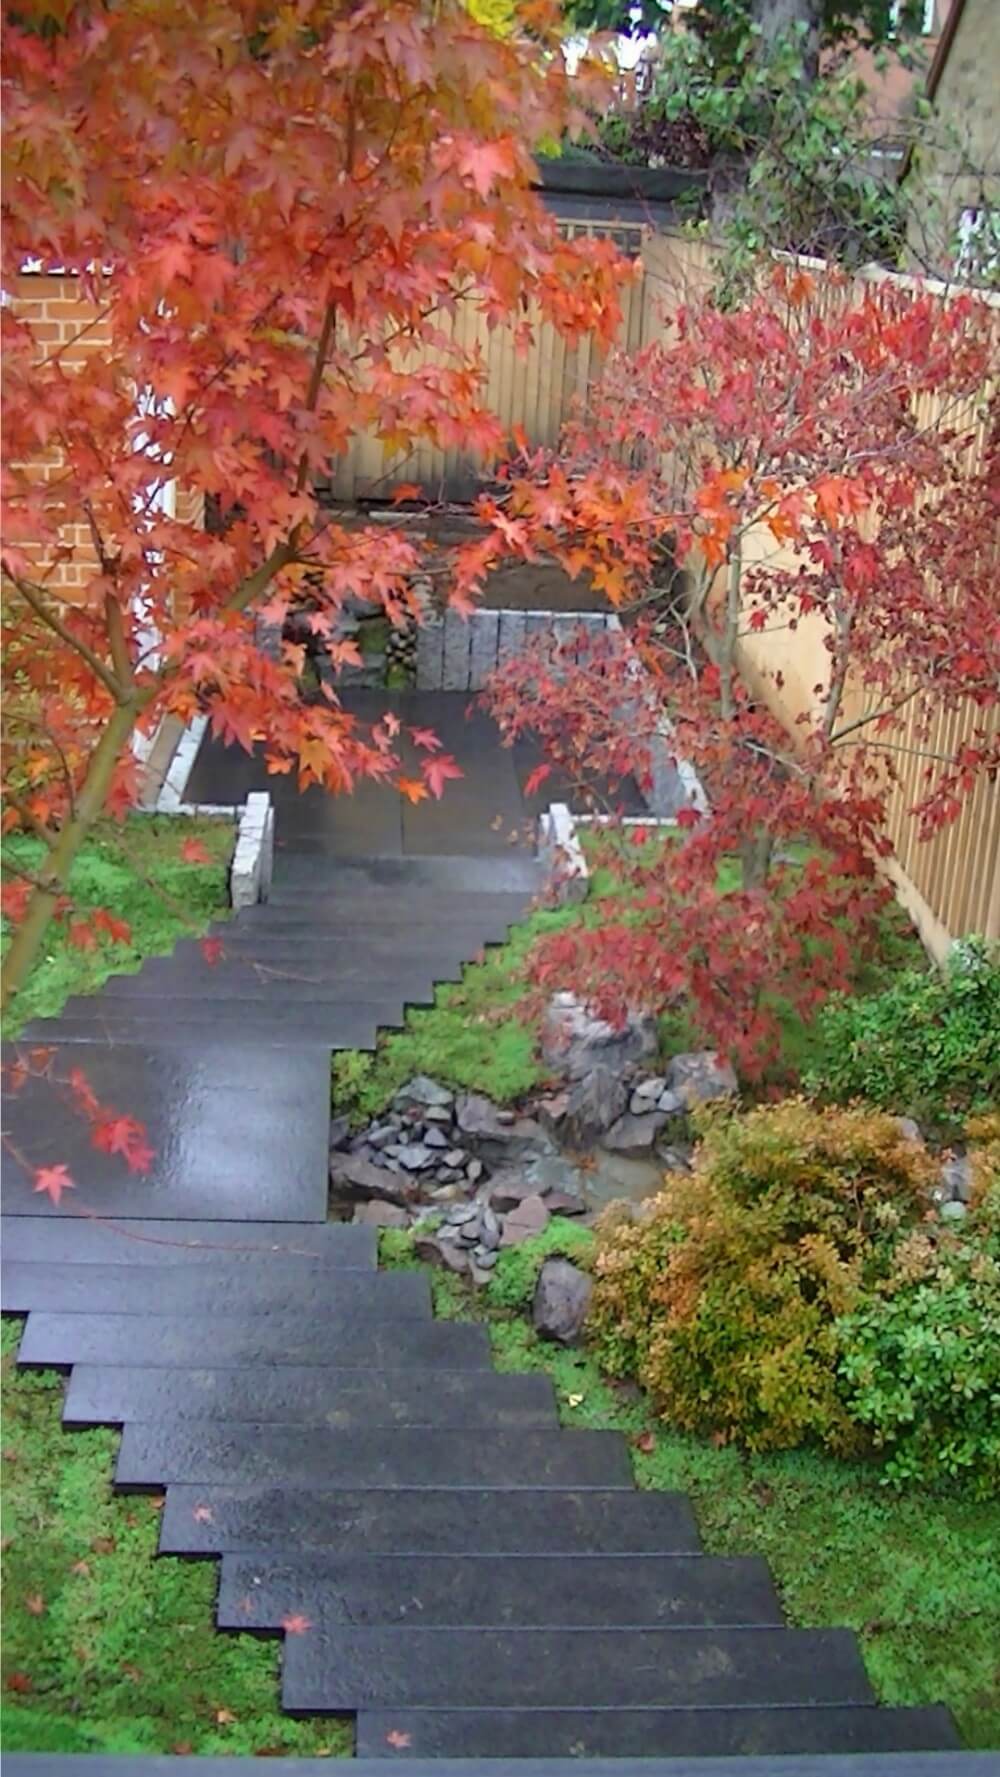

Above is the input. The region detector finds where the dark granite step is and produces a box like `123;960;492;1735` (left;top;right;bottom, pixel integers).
355;1704;963;1759
0;1746;984;1776
18;1310;491;1371
56;981;440;1011
281;1624;876;1713
216;1551;782;1630
0;1219;371;1266
1;1260;430;1319
23;1003;386;1047
90;956;466;998
115;1421;632;1490
160;1484;701;1555
1;1046;330;1220
272;854;539;893
63;1364;558;1429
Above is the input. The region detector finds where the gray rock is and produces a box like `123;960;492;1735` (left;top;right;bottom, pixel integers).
366;1121;400;1149
430;1183;464;1203
393;1075;454;1110
632;1076;667;1104
657;1143;694;1173
472;1245;499;1268
896;1117;923;1144
545;1190;587;1217
387;1143;436;1173
500;1193;550;1246
444;1149;467;1169
328;1114;353;1152
435;1167;460;1185
941;1154;973;1204
522;1152;589;1199
601;1110;668;1154
479;1207;501;1249
940;1199;968;1222
458;1223;483;1247
489;1175;540;1213
328;1153;418;1207
455;1092;552;1161
423;1104;454;1124
352;1200;409;1229
466;1158;485;1183
667;1050;738;1107
414;1232;470;1273
559;1066;628;1148
445;1202;481;1226
657;1089;686;1116
532;1258;593;1345
423;1126;449;1150
541;991;658;1081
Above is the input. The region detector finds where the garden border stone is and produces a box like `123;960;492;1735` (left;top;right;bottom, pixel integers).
137;712;274;911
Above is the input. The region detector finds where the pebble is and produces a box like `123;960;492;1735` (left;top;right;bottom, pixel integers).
472;1245;499;1268
388;1143;435;1172
445;1202;481;1226
423;1126;449;1149
466;1159;484;1183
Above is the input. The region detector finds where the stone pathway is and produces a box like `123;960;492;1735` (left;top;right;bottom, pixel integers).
0;699;968;1768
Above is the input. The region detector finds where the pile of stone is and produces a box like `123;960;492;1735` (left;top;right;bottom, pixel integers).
328;1075;588;1271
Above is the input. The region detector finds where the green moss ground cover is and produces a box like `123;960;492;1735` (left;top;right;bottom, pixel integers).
3;815;234;1036
0;1322;350;1758
381;1226;1000;1750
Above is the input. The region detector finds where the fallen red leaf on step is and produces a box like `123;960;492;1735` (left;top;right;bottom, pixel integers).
280;1612;312;1635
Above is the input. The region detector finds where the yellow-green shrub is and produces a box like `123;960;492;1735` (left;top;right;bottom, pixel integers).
588;1100;937;1454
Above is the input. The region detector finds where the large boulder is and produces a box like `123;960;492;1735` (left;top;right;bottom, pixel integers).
500;1193;551;1246
666;1050;738;1107
328;1152;419;1208
455;1092;553;1162
532;1258;593;1344
558;1066;628;1148
601;1110;668;1154
541;992;658;1082
393;1075;454;1112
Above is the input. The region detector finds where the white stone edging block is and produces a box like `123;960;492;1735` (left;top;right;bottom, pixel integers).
537;802;589;905
146;712;272;909
155;715;210;813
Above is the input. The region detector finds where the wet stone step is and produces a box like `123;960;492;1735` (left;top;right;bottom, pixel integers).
0;1047;331;1222
92;959;462;999
26;1004;387;1046
273;854;540;893
355;1703;962;1759
64;1364;558;1429
0;1219;371;1267
217;1550;783;1631
115;1422;633;1491
18;1311;491;1372
1;1261;430;1320
160;1483;701;1556
282;1624;876;1713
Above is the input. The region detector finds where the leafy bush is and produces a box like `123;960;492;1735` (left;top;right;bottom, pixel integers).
837;1222;1000;1499
486;1220;596;1312
589;1100;937;1455
806;939;1000;1126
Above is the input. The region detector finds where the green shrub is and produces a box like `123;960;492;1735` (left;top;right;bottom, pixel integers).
588;1100;937;1455
486;1219;596;1311
837;1223;1000;1498
806;938;1000;1126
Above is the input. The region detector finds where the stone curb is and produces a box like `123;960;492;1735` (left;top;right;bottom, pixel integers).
138;713;273;911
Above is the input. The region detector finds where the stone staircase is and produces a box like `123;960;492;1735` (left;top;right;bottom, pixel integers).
0;709;972;1769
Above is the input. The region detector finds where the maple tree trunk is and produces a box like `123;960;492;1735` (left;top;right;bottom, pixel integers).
1;699;141;1013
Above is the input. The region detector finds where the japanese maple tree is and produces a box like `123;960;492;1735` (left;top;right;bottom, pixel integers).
1;0;625;1011
478;265;998;1074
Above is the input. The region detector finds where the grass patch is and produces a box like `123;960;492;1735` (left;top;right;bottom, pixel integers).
2;815;234;1037
332;849;925;1119
0;1321;350;1758
379;1227;1000;1750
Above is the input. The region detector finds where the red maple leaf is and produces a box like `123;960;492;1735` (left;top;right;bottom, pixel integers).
422;753;463;799
280;1612;312;1635
397;776;429;806
181;837;211;865
408;726;443;753
522;762;552;798
67;920;98;952
33;1164;75;1206
385;1728;412;1748
201;936;224;966
90;1114;154;1175
191;1504;214;1523
92;908;132;946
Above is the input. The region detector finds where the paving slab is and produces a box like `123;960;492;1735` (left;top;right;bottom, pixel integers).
115;1422;633;1490
281;1624;876;1713
216;1551;782;1630
63;1364;558;1429
1;1260;430;1319
0;1043;329;1220
0;1218;373;1267
17;1310;491;1371
355;1706;964;1759
19;1004;383;1048
160;1484;702;1555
